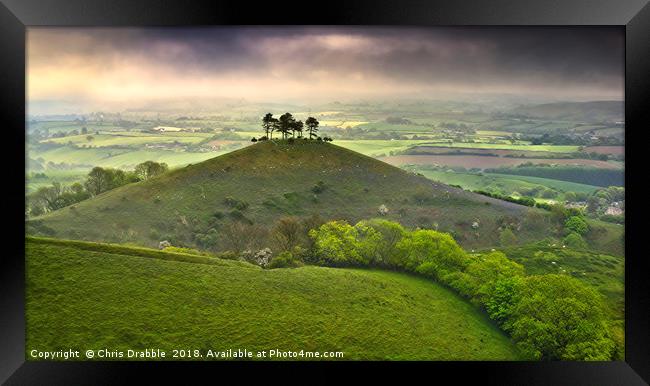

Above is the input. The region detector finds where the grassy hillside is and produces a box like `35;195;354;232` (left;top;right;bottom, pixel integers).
29;140;546;250
26;237;523;360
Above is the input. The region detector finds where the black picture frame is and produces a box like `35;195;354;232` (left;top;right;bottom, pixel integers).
1;0;648;384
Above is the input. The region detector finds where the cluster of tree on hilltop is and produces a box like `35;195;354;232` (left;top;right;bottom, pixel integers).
252;113;332;142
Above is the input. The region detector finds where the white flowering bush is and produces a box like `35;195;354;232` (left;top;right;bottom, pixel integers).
241;248;273;268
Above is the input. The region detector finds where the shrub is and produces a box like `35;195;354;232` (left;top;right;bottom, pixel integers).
540;188;558;199
269;250;304;269
463;252;525;303
504;275;615;360
535;201;553;211
271;216;303;252
599;214;624;224
353;221;385;264
395;229;469;280
415;215;433;228
300;214;326;250
309;220;380;266
499;228;518;246
163;246;213;256
228;209;251;224
241;248;273;268
224;196;249;210
412;188;433;205
219;222;268;253
217;251;239;260
484;276;525;324
473;190;536;207
443;271;476;298
311;181;327;194
134;160;169;180
563;232;588;249
194;228;219;249
523;209;547;231
235;201;249;211
357;219;406;266
149;229;160;240
565;216;589;235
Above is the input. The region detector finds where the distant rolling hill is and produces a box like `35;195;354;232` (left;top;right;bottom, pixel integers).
26;237;524;360
27;140;620;254
509;101;623;123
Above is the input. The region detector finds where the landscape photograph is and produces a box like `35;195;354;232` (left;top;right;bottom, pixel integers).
25;26;625;361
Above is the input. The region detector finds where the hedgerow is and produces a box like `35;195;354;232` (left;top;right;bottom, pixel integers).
308;219;616;360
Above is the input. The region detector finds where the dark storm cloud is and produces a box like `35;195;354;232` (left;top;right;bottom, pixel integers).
28;26;623;106
128;26;623;87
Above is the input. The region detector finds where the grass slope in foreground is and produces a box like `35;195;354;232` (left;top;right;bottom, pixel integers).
26;237;523;360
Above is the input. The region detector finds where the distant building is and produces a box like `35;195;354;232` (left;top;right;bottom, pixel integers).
605;206;623;216
152;126;183;132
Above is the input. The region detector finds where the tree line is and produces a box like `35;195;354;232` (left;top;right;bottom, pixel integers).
303;219;617;360
27;160;169;216
252;113;332;142
167;210;615;360
184;216;617;360
484;165;624;188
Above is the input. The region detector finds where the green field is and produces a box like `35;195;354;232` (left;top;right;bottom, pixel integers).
404;167;600;196
487;173;601;194
485;165;624;187
28;146;230;169
26;169;89;193
415;142;581;152
334;139;424;156
26;237;523;360
44;132;213;147
333;140;580;158
475;130;513;137
28;120;135;134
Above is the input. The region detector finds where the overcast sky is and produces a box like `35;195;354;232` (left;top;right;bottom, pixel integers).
27;26;624;114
